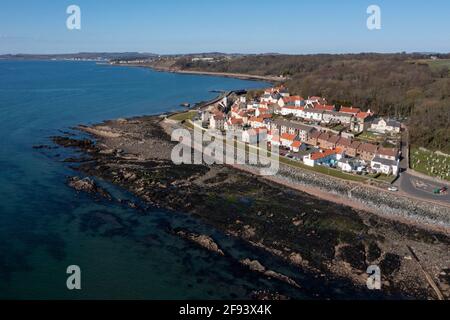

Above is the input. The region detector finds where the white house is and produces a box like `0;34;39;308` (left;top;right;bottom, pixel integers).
278;96;304;108
255;107;270;117
201;111;211;125
242;128;267;145
337;159;355;173
291;141;302;153
370;156;400;176
377;147;399;161
267;130;280;146
303;149;338;167
280;133;297;148
370;118;401;134
337;159;366;173
224;118;244;131
280;106;305;118
210;114;225;131
304;110;324;122
248;117;266;129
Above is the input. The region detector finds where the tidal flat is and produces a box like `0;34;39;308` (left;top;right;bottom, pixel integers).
52;115;450;300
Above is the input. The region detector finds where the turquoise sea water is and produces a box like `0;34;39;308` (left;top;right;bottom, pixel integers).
0;60;382;299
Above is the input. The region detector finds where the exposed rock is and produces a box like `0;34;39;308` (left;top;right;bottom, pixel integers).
176;230;224;256
289;252;305;266
53;136;95;149
240;259;301;288
51;115;450;299
242;225;256;239
240;259;266;273
251;290;290;300
67;176;111;200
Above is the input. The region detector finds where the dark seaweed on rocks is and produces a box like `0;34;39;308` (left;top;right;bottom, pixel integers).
49;115;450;300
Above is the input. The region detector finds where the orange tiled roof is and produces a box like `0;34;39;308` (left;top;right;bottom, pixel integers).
249;117;264;123
283;96;304;103
340;106;361;114
310;149;337;161
356;111;371;119
281;133;297;141
228;118;243;125
291;141;302;148
315;104;335;111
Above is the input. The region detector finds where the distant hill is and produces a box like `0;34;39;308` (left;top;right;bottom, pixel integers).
0;52;159;61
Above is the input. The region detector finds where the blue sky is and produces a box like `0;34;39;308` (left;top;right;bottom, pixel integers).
1;0;449;54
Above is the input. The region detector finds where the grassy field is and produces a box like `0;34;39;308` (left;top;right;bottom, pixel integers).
410;147;450;181
413;59;450;73
356;131;385;143
168;110;197;122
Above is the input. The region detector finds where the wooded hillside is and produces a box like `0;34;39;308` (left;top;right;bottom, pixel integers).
159;54;450;152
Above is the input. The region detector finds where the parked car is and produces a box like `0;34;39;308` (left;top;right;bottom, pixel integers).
434;187;448;195
388;186;399;192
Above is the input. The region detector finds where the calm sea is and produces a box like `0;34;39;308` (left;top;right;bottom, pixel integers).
0;60;382;299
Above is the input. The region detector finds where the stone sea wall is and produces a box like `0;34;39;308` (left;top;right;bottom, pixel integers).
242;162;450;229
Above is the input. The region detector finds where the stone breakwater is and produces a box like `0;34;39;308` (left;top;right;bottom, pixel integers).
273;165;450;230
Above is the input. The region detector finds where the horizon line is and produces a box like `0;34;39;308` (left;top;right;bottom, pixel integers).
1;51;449;56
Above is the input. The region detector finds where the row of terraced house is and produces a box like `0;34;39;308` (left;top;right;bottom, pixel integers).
201;86;401;176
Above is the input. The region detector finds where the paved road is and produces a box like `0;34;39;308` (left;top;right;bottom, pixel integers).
397;172;450;205
395;125;450;205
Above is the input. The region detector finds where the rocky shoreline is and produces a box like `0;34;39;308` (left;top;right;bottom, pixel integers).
50;115;450;300
246;163;450;232
126;64;285;83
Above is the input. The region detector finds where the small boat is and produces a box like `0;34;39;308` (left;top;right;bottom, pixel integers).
180;103;190;108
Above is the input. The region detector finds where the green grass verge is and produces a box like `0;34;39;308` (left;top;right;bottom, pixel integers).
169;110;197;122
410;147;450;181
281;157;368;182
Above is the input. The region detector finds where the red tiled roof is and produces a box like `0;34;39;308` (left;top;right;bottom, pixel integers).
315;104;335;112
311;149;337;161
228;118;243;125
283;105;304;110
281;133;297;141
291;141;302;148
283;96;304;103
249;117;264;123
247;128;267;136
340;106;361;114
356;112;371;119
